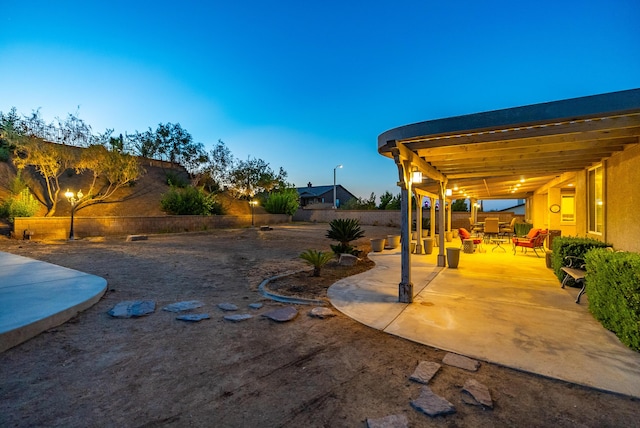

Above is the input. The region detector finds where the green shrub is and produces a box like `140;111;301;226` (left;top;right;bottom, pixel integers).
299;249;334;277
326;218;365;255
160;186;223;215
264;188;299;215
0;189;40;222
585;249;640;351
551;236;611;283
0;145;9;162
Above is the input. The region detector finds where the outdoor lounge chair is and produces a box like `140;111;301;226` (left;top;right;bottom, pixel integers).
500;217;516;238
458;228;483;252
512;228;548;257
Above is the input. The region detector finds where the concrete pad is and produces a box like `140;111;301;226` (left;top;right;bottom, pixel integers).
328;247;640;398
0;251;107;353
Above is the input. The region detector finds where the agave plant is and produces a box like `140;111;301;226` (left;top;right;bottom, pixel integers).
326;218;365;255
299;249;334;277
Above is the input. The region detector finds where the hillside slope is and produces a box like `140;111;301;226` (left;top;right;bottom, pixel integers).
0;158;254;218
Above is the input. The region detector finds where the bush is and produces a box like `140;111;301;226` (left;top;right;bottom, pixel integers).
0;189;40;222
551;236;611;283
160;186;223;215
0;145;9;162
326;218;365;255
585;249;640;351
264;188;299;215
299;249;334;277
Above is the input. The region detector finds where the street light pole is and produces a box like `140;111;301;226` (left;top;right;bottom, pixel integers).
64;189;83;240
333;164;342;209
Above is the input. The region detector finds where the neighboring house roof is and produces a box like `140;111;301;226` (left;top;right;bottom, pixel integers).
296;185;357;200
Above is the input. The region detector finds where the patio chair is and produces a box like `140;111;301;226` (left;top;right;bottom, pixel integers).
499;218;516;239
483;218;500;241
458;228;482;252
469;217;482;235
512;229;548;257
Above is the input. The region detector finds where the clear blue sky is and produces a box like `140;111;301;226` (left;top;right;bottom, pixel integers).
2;0;639;203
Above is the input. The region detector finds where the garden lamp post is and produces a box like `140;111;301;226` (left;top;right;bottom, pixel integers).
250;200;257;226
64;189;83;240
333;164;342;209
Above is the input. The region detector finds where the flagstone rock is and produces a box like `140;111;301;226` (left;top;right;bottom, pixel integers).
411;386;456;417
176;313;210;322
442;353;480;371
248;303;263;309
309;307;336;319
108;300;155;318
224;314;253;322
463;379;493;408
366;413;408;428
125;234;148;241
218;302;238;311
409;361;441;384
163;300;205;312
262;306;298;322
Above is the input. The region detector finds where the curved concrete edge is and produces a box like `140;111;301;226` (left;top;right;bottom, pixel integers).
0;252;108;353
258;271;327;306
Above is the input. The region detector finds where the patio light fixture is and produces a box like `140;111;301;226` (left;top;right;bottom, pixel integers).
412;169;422;184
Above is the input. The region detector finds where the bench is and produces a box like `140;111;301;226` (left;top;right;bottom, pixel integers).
561;256;586;303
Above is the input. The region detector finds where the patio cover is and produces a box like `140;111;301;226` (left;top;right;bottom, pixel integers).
377;88;640;302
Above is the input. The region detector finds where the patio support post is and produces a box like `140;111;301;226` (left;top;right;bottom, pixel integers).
414;189;423;254
392;147;413;303
430;197;436;238
437;182;447;267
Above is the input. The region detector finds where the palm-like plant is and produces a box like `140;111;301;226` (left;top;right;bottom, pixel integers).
299;249;334;277
326;218;365;255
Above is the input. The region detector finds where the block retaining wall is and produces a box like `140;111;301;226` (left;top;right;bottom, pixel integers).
14;214;290;240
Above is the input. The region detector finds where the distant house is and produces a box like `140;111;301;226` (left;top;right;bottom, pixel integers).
296;182;356;208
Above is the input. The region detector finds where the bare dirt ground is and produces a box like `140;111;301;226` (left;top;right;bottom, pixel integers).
0;224;638;427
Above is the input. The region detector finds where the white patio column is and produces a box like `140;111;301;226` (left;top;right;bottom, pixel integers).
414;190;423;254
437;183;447;267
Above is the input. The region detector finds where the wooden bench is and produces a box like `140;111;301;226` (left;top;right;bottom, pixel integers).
561;256;586;303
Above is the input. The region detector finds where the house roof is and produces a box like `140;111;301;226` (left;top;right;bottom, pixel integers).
378;88;640;200
296;185;357;199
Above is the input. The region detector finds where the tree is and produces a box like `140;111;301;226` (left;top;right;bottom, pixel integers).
451;199;469;212
198;140;234;192
342;193;377;210
263;188;300;215
228;156;288;199
378;191;401;210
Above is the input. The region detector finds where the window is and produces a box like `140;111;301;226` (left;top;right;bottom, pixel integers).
588;165;604;234
561;194;575;223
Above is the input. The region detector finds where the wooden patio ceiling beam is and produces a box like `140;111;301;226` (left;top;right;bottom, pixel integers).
447;168;584;179
417;137;635;162
390;141;446;183
432;151;623;170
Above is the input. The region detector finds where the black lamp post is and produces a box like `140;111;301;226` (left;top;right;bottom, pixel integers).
64;189;83;240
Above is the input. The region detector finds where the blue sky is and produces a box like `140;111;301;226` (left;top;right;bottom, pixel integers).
2;1;639;206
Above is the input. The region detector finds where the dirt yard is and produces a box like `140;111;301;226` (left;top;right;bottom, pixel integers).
1;224;638;427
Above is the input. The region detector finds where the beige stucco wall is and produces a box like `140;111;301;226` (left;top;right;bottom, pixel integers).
604;144;640;252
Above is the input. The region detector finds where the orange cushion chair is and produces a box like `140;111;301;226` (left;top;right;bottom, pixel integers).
458;228;483;247
513;229;548;257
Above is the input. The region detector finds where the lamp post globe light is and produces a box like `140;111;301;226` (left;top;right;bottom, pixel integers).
64;189;83;240
333;164;342;209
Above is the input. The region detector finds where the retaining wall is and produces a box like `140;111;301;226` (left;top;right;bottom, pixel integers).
14;214;290;240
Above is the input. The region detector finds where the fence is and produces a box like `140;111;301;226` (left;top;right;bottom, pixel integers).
14;214;290;240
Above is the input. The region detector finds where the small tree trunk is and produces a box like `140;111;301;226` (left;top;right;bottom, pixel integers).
313;267;321;277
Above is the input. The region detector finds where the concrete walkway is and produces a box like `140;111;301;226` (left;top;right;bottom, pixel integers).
0;251;107;353
328;246;640;398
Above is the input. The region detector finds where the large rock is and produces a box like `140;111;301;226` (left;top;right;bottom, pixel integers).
366;414;408;428
163;300;205;312
108;300;156;318
262;306;298;322
462;379;493;409
409;361;441;384
338;254;358;266
442;353;480;371
411;386;456;417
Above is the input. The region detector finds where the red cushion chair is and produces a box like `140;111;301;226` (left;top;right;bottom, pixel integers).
458;228;482;247
513;229;548;257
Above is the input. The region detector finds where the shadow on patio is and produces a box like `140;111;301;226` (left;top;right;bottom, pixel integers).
328;243;640;398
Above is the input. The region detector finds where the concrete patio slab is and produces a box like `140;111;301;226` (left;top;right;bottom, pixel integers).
328;246;640;398
0;251;107;353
